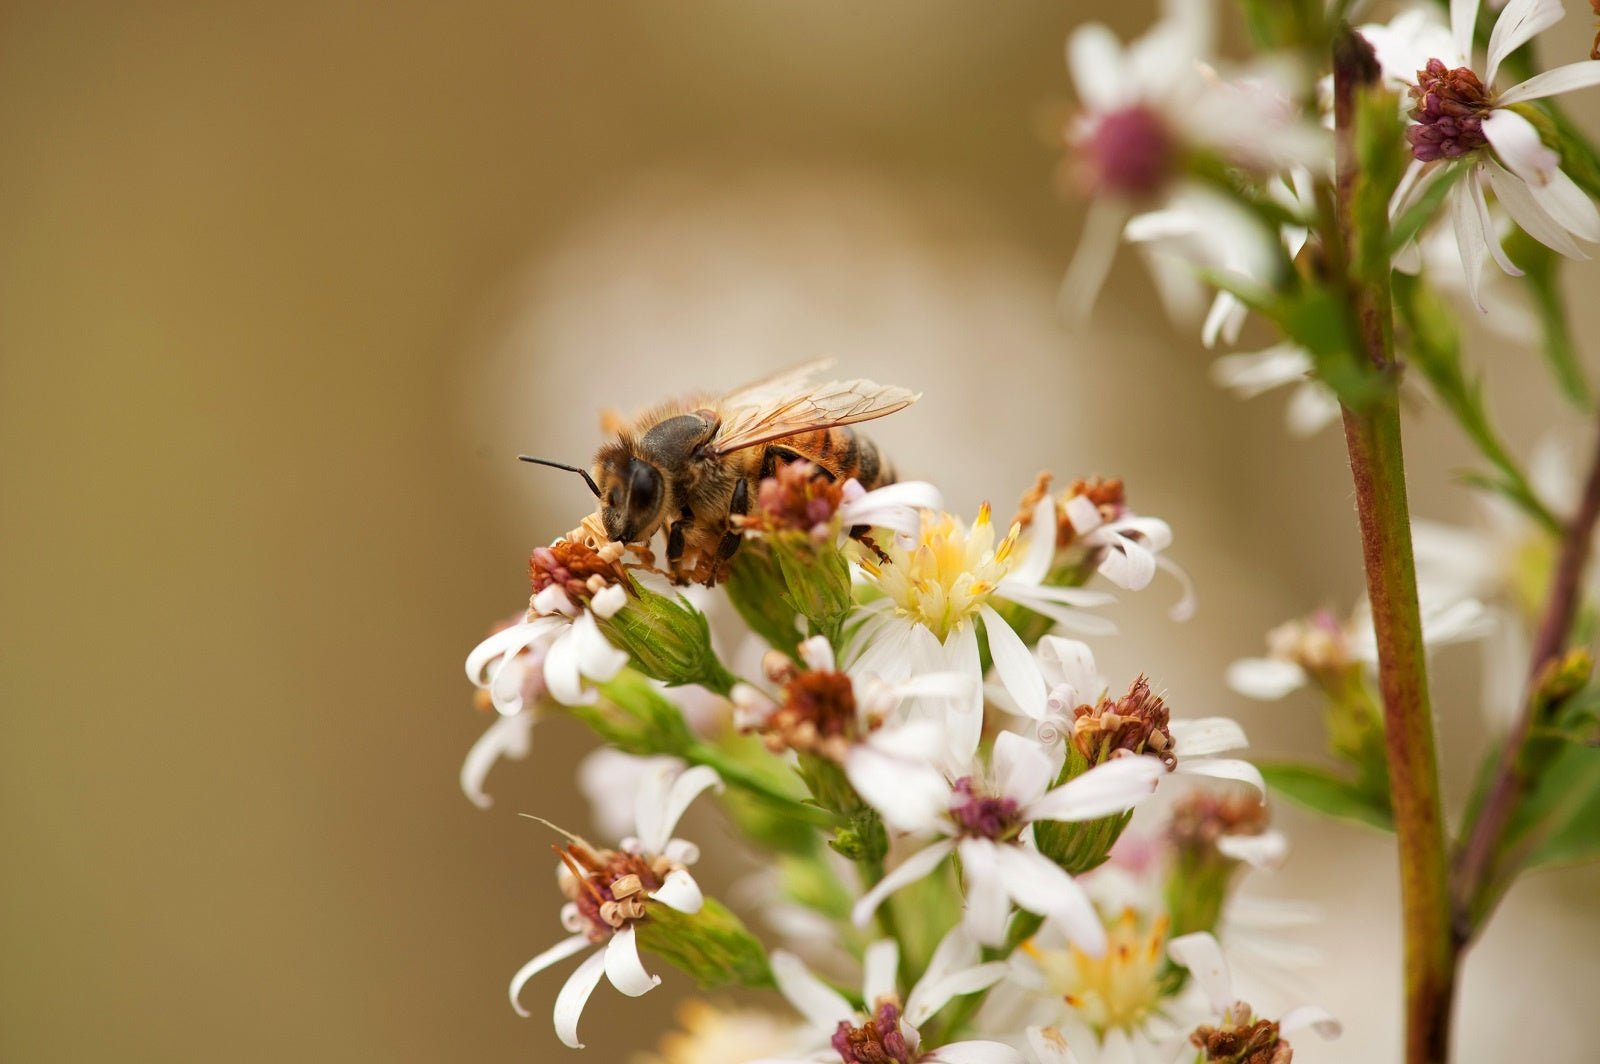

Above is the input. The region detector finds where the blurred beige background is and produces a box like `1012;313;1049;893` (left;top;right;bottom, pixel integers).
4;2;1598;1061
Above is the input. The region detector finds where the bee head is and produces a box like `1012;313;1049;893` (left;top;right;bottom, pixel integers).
594;441;665;544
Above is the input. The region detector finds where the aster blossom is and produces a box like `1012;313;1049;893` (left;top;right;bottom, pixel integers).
508;763;721;1048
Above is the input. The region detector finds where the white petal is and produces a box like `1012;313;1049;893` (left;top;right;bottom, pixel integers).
1025;1027;1082;1064
1060;199;1130;322
1486;0;1564;85
1170;716;1248;757
863;939;900;1008
509;934;591;1018
1062;494;1103;535
1037;636;1102;701
1167;931;1233;1012
981;605;1047;722
465;620;545;685
1217;829;1289;869
944;623;986;766
1156;554;1198;622
1484;156;1588;259
992;845;1106;957
1280;1004;1344;1039
1467;160;1523;277
542;627;585;706
638;764;722;855
647;868;704;913
847;747;951;835
992;730;1055;806
1285;381;1343;437
906;925;982;1024
1498;60;1600;104
1209;344;1311;398
460;710;535;810
590;582;627;619
956;839;1015;948
926;1041;1026;1064
996;585;1118;637
1025;757;1163;823
1450;0;1477;64
1528;166;1600;243
1449;171;1490;311
1096;536;1156;591
1175;757;1266;797
852;839;956;929
1225;657;1307;700
552;946;608;1047
796;635;835;672
1482;109;1558;189
571;611;628;683
533;583;576;617
1010;496;1060;588
771;950;854;1030
1066;23;1127;111
604;925;660;997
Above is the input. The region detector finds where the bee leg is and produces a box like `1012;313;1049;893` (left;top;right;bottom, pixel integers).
709;478;750;583
666;505;694;584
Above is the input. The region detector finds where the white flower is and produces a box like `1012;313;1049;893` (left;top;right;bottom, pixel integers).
751;929;1020;1064
1056;485;1194;618
1227;596;1495;701
460;708;537;810
507;763;721;1048
838;478;945;541
851;498;1115;765
1380;0;1600;308
465;584;629;714
1167;932;1341;1054
1061;1;1325;320
577;748;686;839
847;731;1164;953
1030;637;1265;796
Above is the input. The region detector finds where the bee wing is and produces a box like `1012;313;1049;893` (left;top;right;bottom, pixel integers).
717;358;837;410
709;378;920;455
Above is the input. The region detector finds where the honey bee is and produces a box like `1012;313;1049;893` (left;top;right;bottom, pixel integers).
523;360;917;584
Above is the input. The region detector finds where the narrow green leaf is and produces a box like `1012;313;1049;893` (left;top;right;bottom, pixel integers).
1258;761;1395;830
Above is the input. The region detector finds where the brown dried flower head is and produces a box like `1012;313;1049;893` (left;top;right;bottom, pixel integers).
1168;790;1272;857
529;513;632;605
752;653;867;760
1190;1004;1292;1064
1406;58;1491;162
1014;471;1129;549
739;460;846;538
1071;676;1176;769
556;840;674;942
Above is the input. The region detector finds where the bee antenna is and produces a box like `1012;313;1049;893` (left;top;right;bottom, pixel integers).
518;455;601;498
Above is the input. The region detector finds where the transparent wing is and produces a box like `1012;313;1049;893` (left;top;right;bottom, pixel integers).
710;377;919;455
716;358;837;411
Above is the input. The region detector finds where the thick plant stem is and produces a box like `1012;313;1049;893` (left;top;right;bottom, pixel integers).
1333;30;1455;1064
1454;422;1600;932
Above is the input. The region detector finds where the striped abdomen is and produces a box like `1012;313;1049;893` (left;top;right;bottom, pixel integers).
767;425;897;489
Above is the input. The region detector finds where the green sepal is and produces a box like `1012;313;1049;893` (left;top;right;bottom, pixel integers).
726;547;804;659
598;580;738;695
635;897;774;990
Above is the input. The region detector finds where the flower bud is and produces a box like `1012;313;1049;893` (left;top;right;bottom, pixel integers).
633;896;775;991
597;582;738;695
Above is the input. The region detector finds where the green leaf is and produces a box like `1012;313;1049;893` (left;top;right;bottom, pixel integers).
1510;739;1600;869
1389;164;1464;254
1504;228;1590;407
1258;761;1394;830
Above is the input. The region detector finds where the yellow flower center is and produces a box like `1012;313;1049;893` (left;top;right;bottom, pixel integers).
1022;909;1169;1037
861;505;1018;642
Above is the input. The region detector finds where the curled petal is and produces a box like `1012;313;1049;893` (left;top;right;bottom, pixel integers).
604;925;660;997
1095;536;1156;591
552;947;609;1048
460;710;535;810
590;582;627;619
797;634;836;672
509;934;591;1018
647;868;704;913
636;764;722;855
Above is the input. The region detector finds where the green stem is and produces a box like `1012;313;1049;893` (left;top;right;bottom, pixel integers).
1332;31;1456;1064
684;741;831;827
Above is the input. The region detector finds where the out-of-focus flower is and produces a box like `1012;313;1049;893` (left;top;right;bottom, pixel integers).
1210;344;1344;438
848;732;1163;952
1168;933;1341;1061
578;748;687;839
1061;1;1325;319
1227;596;1494;701
508;764;721;1048
634;1000;807;1064
753;930;1017;1064
1376;0;1600;308
852;498;1114;764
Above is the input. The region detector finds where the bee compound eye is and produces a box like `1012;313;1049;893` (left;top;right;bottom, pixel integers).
627;461;661;515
